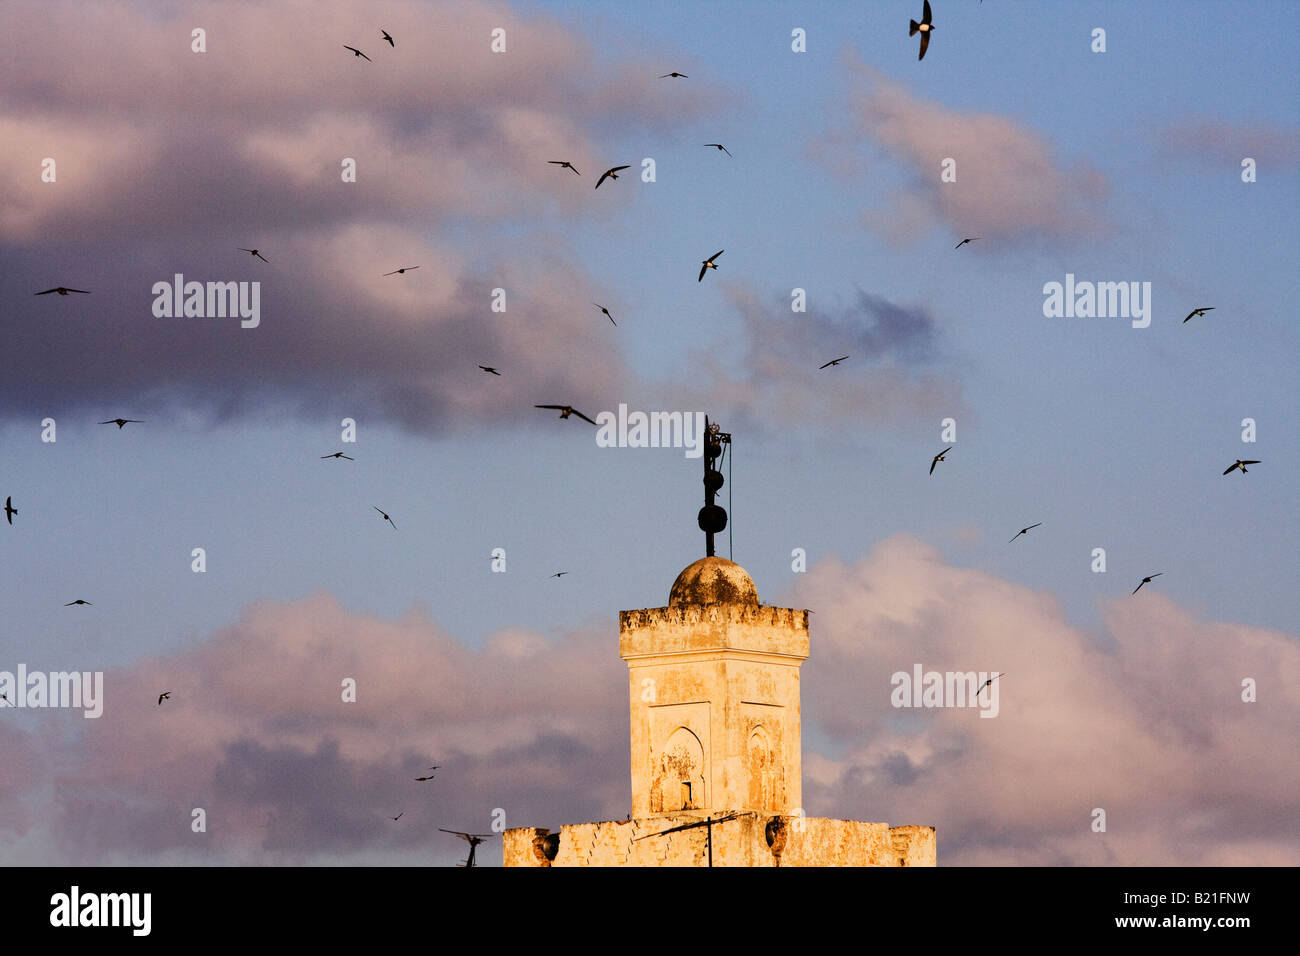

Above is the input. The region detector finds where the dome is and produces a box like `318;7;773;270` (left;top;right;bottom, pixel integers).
669;556;759;606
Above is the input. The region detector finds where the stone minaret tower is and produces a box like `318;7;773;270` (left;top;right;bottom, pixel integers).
620;556;808;819
502;417;935;866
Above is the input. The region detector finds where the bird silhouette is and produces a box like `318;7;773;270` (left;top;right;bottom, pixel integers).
390;811;403;821
819;356;849;369
548;161;580;175
439;829;493;868
1009;522;1042;543
930;447;953;475
344;45;371;61
35;287;90;296
595;165;631;189
1183;307;1214;323
594;303;617;326
381;30;394;47
414;774;437;782
698;249;724;282
373;506;397;529
955;237;980;249
535;405;598;425
100;419;143;428
1132;573;1163;595
4;496;14;525
974;673;1005;698
383;266;419;276
237;248;269;262
1223;459;1261;475
64;600;93;606
910;0;935;60
157;692;170;705
478;365;501;376
660;72;688;78
704;143;732;157
321;452;354;460
550;571;568;578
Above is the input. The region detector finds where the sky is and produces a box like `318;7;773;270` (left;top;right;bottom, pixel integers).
1;0;1297;867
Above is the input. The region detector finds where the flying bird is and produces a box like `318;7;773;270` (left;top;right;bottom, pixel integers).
344;45;371;61
819;356;849;369
955;237;980;249
157;692;170;705
100;419;144;428
64;600;93;606
1223;459;1261;475
1183;307;1214;323
390;811;403;821
550;571;568;578
4;496;14;525
478;365;501;376
426;765;441;771
548;160;580;175
930;447;953;475
373;506;397;529
975;673;1005;699
535;405;598;426
660;72;688;78
439;829;493;868
704;143;732;157
414;774;437;782
321;452;354;460
381;30;394;47
594;303;617;326
595;165;631;189
910;0;935;60
35;287;90;296
237;248;268;262
698;249;724;282
1009;522;1042;543
1132;573;1163;595
383;266;419;276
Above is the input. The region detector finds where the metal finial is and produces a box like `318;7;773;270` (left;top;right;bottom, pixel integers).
697;415;730;557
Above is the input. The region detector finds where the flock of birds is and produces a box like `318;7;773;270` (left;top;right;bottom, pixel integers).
7;4;1268;868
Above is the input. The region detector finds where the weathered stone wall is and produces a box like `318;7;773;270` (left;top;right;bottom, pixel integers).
503;815;937;867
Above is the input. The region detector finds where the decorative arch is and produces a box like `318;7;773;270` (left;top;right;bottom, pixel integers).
747;726;776;811
650;725;706;813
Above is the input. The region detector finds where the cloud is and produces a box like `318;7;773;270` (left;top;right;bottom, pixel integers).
1158;119;1300;171
0;0;728;433
7;535;1291;865
783;535;1300;865
827;56;1111;247
672;283;963;432
0;593;625;864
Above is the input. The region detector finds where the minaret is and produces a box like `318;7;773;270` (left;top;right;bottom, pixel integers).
620;557;809;818
502;416;936;866
621;416;807;818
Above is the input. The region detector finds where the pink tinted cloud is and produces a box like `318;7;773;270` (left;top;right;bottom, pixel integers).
832;57;1111;247
783;535;1299;865
3;539;1295;864
1;593;625;864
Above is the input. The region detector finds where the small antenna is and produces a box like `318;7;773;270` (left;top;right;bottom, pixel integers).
698;416;731;557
